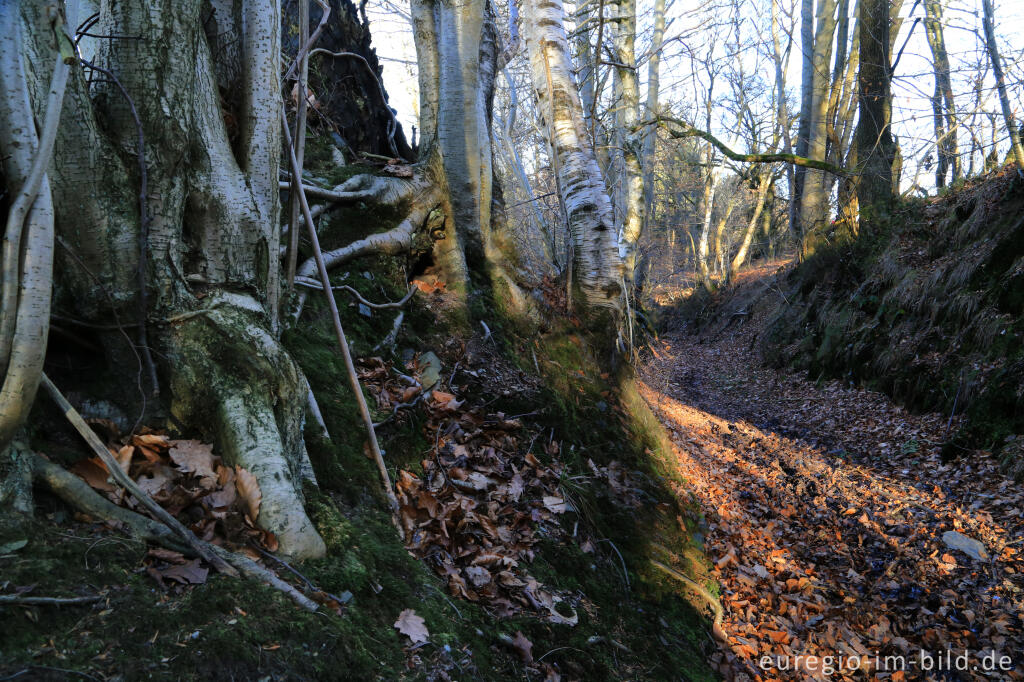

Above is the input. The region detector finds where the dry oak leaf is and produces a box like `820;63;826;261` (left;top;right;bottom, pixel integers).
234;466;262;521
394;608;430;644
160;558;209;585
71;457;116;492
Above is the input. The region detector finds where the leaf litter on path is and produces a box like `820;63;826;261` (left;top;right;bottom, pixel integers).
640;321;1024;681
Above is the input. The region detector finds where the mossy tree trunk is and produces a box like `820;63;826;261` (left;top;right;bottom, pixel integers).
1;0;326;559
410;0;535;318
855;0;896;232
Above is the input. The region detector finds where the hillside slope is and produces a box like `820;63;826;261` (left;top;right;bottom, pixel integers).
751;167;1024;476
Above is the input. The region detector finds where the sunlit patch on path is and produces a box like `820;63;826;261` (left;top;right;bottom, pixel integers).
639;329;1024;681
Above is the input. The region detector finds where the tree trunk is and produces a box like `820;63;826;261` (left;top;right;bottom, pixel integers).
728;174;771;282
2;0;327;559
796;0;839;256
411;0;535;316
522;0;624;313
923;0;959;187
696;143;721;286
641;0;667;237
792;0;814;256
610;0;644;283
980;0;1024;169
856;0;896;230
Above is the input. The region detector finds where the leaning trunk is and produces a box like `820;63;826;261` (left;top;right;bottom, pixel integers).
522;0;623;313
980;0;1024;169
611;0;644;284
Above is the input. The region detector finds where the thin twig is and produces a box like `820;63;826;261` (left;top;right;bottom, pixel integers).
280;109;402;532
373;393;424;428
249;542;351;606
373;311;404;353
39;373;237;578
294;277;415;309
0;595;102;606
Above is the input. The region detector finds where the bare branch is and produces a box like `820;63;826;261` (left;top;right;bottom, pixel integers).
648;117;851;176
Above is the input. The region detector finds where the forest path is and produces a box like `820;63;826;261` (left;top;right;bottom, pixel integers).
638;294;1024;681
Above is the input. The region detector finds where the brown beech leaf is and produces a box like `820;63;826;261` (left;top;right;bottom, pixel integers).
71;457;115;492
204;485;237;510
508;472;525;501
234;467;261;521
168;440;217;486
147;547;187;564
394;608;429;644
135;465;174;498
114;444;134;473
510;630;533;663
160;558;208;585
132;433;170;450
543;495;567;514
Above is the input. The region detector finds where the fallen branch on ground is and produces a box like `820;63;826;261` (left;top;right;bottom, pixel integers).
0;595;102;606
29;450;318;612
650;559;727;642
40;373;237;577
280;108;403;533
374;311;404;353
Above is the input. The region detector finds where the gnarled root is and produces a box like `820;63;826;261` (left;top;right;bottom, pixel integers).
28;450;318;611
293;176;442;318
167;293;326;560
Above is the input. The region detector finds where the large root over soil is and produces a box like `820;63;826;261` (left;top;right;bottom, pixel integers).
166;292;326;560
292;173;443;318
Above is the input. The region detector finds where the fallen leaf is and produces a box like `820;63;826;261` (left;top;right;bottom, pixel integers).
71;457;115;492
543;495;567;514
510;631;533;663
169;440;217;487
160;558;208;585
394;609;429;644
235;467;261;520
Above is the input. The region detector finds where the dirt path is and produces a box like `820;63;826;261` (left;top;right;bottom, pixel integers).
640;308;1024;681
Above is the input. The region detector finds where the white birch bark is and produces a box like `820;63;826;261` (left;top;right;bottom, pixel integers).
523;0;624;311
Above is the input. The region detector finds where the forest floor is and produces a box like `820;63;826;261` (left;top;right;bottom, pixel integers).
640;263;1024;681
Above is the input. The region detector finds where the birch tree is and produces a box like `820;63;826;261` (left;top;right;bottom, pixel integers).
522;0;625;313
610;0;645;282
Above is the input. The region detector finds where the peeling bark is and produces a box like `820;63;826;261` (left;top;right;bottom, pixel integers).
522;0;624;312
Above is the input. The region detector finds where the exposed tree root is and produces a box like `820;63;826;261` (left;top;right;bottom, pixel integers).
39;373;237;575
166;295;326;560
650;558;728;643
29;453;190;554
294;278;416;310
28;450;318;612
0;595;102;607
292;175;441;318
